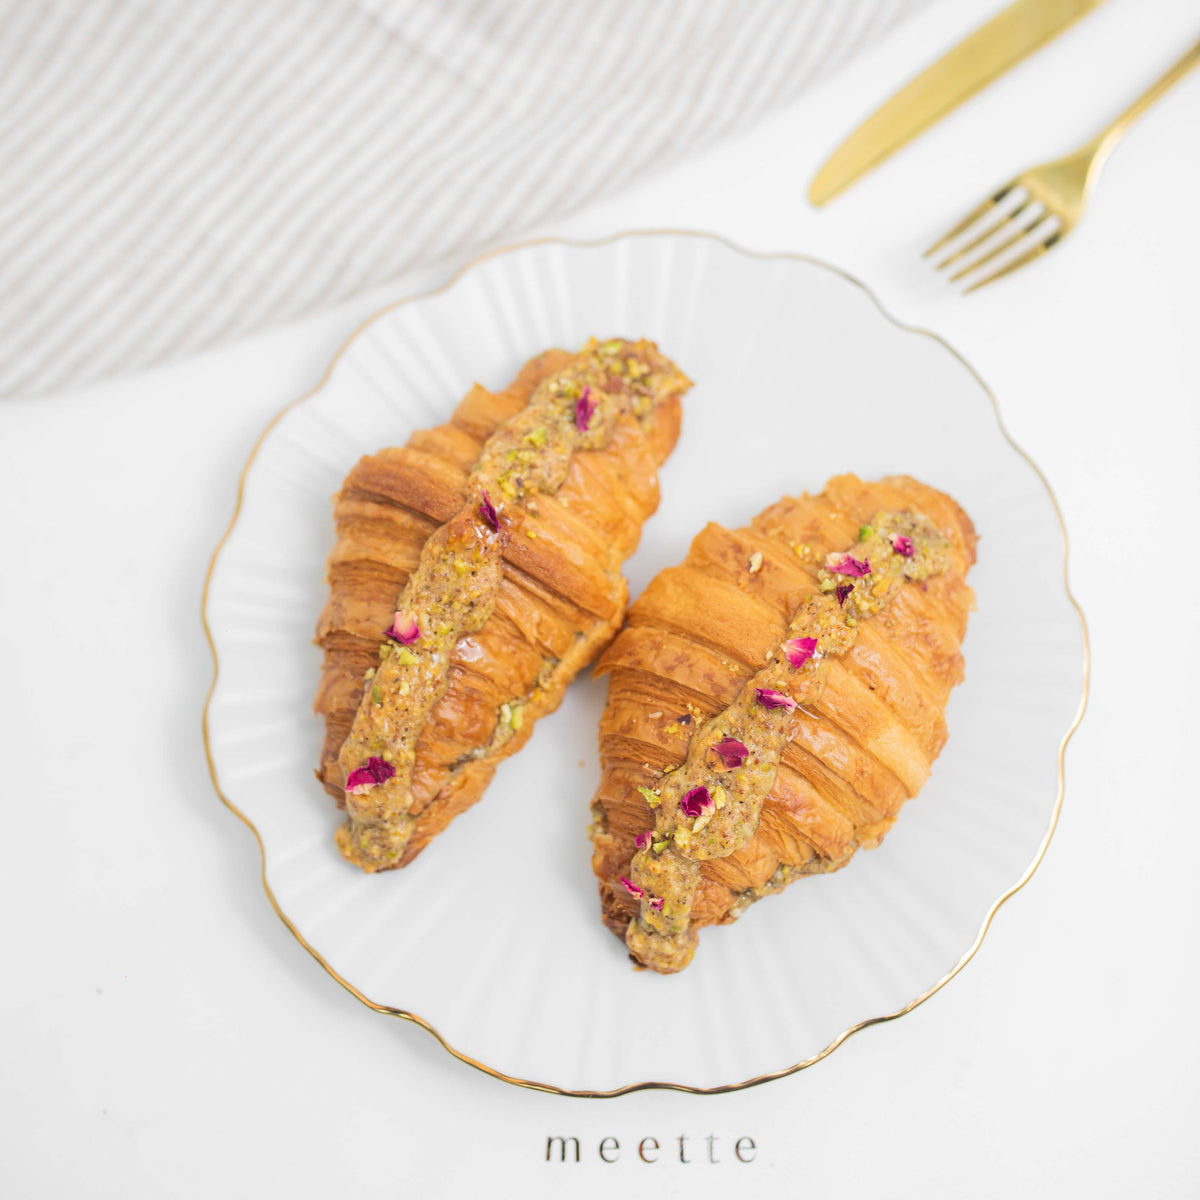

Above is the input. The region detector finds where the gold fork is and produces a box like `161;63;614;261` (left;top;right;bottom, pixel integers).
927;34;1200;292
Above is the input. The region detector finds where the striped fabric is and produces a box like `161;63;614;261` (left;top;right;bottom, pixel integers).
0;0;928;396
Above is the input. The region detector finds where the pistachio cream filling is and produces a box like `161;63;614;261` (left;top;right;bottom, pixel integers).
621;512;953;973
335;338;688;871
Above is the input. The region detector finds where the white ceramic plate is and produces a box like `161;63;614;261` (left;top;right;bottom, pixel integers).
204;232;1086;1095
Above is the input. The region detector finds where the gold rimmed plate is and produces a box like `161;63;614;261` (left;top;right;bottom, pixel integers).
203;231;1087;1095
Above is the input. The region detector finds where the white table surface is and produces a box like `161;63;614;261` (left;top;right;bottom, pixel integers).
3;0;1198;1195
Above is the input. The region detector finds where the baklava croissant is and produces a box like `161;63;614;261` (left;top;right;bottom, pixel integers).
315;339;691;872
589;474;976;973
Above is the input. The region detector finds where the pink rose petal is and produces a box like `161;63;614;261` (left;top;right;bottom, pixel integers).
479;491;500;532
835;583;854;606
755;688;797;711
635;830;653;851
575;386;597;432
650;897;665;911
831;554;871;577
784;636;819;669
620;876;644;900
679;786;712;819
383;612;420;644
710;737;749;768
345;755;395;795
891;534;914;558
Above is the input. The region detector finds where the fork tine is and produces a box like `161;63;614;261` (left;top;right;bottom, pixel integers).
941;200;1038;275
946;204;1042;281
963;230;1062;294
923;187;1012;259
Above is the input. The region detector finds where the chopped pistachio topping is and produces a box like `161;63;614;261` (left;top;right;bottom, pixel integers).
637;785;662;807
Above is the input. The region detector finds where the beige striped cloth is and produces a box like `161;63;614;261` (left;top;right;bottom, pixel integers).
0;0;928;396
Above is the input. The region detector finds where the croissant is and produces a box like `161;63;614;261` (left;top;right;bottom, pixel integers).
589;473;976;973
315;339;691;872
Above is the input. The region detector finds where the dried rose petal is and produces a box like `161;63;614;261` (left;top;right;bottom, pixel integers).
755;688;797;711
891;534;914;558
679;786;712;819
383;612;420;644
575;386;597;431
635;830;654;851
620;876;644;900
831;554;871;577
710;737;749;768
479;490;500;532
784;636;819;669
345;755;395;794
650;897;665;911
835;583;854;606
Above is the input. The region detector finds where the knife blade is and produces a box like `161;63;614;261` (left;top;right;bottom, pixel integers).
808;0;1107;205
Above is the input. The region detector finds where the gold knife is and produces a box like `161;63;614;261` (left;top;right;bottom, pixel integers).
808;0;1108;205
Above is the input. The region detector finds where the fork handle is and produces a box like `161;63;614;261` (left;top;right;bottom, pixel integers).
1089;35;1200;161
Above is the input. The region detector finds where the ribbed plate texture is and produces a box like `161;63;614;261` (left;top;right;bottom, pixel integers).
206;233;1084;1092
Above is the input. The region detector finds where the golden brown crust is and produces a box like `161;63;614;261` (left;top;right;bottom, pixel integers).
590;473;976;943
315;349;685;867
